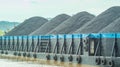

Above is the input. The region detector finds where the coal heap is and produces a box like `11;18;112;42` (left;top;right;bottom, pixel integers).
74;6;120;33
30;14;70;35
100;17;120;33
47;12;95;34
5;16;48;36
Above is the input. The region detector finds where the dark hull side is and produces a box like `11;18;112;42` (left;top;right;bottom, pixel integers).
0;33;120;67
0;51;120;67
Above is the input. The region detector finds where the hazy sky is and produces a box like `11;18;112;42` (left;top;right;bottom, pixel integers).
0;0;120;22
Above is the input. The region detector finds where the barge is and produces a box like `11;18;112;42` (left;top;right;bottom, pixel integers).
0;33;120;67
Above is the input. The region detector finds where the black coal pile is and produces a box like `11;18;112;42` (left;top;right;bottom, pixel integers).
47;12;95;34
74;6;120;33
100;17;120;33
30;14;70;35
5;16;48;36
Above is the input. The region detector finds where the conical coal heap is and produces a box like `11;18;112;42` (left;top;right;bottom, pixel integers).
30;14;70;35
100;18;120;33
48;11;95;34
5;16;48;36
74;6;120;33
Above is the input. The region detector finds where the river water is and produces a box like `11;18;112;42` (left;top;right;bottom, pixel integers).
0;57;98;67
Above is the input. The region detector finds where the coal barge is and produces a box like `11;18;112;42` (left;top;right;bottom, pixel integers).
0;33;120;67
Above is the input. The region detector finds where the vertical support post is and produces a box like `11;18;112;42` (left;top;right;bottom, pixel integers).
40;36;42;52
48;36;51;53
31;36;34;52
26;36;29;52
60;35;67;54
12;36;15;51
1;36;4;54
111;34;118;57
38;36;41;52
5;36;8;54
63;35;67;54
37;36;40;52
16;36;19;51
36;36;39;52
35;36;39;53
0;36;2;50
99;34;102;56
71;34;74;54
56;35;59;54
80;34;83;55
76;34;83;55
52;35;59;61
68;34;74;54
4;36;6;51
21;36;24;51
53;35;59;54
8;36;11;51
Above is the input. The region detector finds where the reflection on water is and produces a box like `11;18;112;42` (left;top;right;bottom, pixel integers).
0;59;60;67
0;56;98;67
